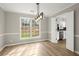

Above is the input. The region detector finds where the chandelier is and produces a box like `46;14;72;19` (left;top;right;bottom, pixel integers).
35;3;43;22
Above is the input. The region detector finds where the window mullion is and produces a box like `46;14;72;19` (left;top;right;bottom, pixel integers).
30;19;32;39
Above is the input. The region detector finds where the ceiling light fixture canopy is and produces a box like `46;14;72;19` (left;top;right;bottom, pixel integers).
35;3;43;22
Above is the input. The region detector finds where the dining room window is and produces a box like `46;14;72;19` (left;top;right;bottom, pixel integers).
20;17;41;40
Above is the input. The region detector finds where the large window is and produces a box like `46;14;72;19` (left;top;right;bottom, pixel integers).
20;17;40;39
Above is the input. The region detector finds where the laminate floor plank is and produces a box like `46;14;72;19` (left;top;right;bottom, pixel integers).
0;40;78;56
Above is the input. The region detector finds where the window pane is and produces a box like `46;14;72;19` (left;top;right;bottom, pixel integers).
32;20;39;37
21;18;30;39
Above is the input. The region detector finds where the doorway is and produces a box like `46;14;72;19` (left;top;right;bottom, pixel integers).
50;11;74;51
56;11;74;51
56;17;66;49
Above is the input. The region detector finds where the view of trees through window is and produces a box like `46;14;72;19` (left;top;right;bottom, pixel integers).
32;20;39;36
20;17;40;39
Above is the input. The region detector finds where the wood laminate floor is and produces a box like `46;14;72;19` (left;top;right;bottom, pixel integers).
0;40;78;56
56;39;66;48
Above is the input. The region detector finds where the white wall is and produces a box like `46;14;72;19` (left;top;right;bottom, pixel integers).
49;17;57;43
0;7;5;50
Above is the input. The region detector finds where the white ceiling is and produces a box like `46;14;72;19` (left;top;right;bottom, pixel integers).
0;3;76;17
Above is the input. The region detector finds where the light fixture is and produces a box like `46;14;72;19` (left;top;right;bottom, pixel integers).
35;3;43;22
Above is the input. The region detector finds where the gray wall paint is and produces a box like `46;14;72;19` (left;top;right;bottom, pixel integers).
49;3;79;51
5;12;48;45
0;7;5;49
48;18;51;39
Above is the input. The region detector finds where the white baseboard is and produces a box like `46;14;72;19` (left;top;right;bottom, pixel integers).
6;39;48;47
49;40;58;43
75;51;79;54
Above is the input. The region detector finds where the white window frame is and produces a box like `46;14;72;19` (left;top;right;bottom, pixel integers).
20;17;41;40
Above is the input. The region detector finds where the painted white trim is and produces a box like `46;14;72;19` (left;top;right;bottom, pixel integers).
49;40;58;43
0;33;19;36
0;32;47;36
6;39;48;47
